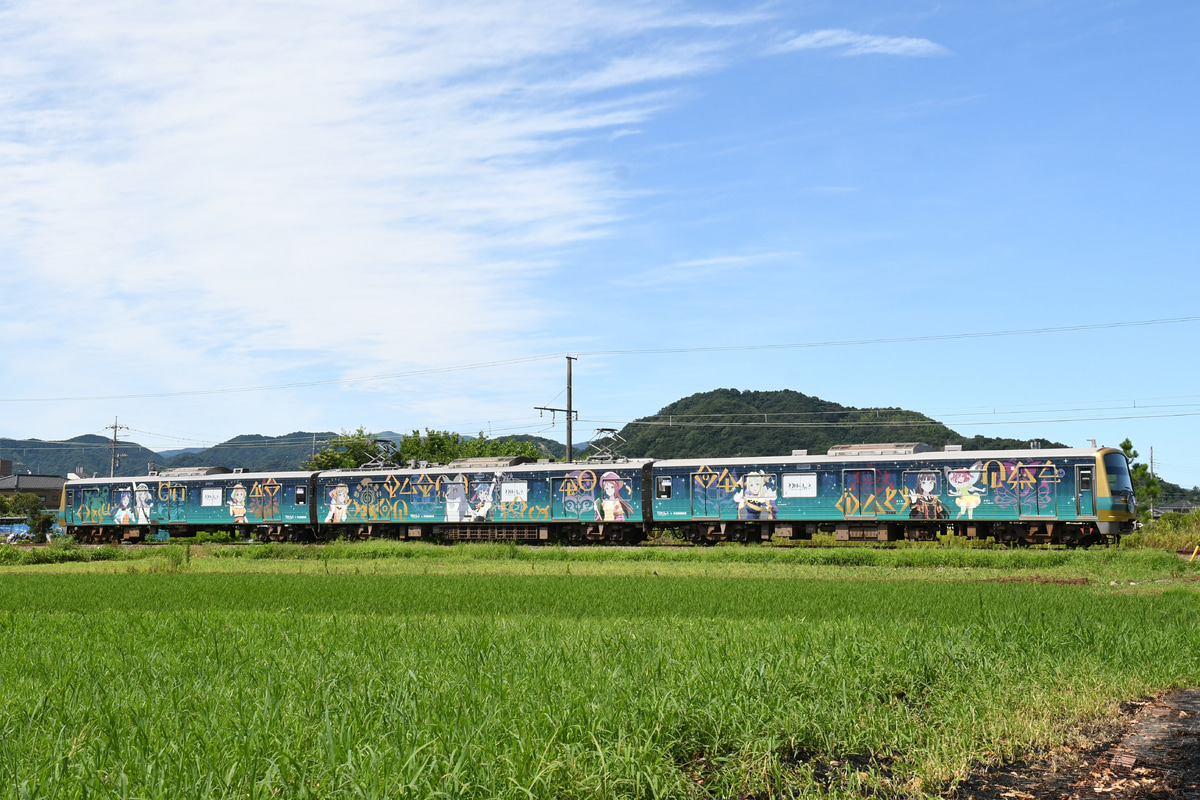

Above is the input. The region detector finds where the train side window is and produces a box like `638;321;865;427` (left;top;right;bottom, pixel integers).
440;478;467;501
1079;470;1092;491
66;489;74;506
655;477;672;499
295;486;307;505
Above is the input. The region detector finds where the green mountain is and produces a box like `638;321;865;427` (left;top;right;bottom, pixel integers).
502;434;588;460
2;430;578;477
609;389;1066;459
163;432;336;473
0;435;161;478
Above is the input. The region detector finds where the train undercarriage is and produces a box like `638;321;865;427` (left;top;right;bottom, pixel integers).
67;518;1120;548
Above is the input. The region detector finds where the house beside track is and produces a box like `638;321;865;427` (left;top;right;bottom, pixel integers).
0;473;66;507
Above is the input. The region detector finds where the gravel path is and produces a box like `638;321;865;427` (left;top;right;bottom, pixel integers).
948;689;1200;799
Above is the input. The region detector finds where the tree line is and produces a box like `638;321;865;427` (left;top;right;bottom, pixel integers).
304;428;545;470
0;493;56;536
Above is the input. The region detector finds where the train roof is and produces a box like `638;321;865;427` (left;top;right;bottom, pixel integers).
651;447;1119;469
317;458;653;479
61;448;1122;488
65;470;316;487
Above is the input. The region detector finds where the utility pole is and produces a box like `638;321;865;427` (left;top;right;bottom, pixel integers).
1150;446;1155;518
106;416;128;477
566;354;575;459
535;355;579;462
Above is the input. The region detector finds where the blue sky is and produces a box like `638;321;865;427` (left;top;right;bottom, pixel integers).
1;1;1198;487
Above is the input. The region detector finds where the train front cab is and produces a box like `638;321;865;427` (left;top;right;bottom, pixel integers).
1093;447;1138;542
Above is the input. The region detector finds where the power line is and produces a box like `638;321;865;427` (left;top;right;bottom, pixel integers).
622;401;1200;423
588;409;1200;429
575;315;1200;357
3;315;1199;403
0;353;563;403
7;405;1200;453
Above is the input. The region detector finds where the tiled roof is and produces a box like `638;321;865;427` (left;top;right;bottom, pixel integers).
0;474;66;492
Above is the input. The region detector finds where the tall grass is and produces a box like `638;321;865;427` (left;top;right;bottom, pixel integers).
0;571;1198;798
1122;511;1200;551
206;538;1196;578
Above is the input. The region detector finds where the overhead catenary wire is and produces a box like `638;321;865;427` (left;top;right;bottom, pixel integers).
5;315;1200;471
2;315;1199;404
573;315;1200;356
610;400;1200;422
0;353;564;403
8;405;1200;452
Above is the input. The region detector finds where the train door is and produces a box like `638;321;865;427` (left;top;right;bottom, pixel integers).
439;476;468;522
1076;466;1096;518
154;484;172;525
248;479;284;523
690;470;719;519
1017;465;1057;517
171;484;189;523
551;476;586;520
842;469;877;517
149;487;166;525
357;479;384;522
266;480;285;522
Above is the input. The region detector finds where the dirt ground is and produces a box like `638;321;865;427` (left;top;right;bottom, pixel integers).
946;689;1200;799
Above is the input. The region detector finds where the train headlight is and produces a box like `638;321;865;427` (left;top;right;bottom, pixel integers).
1128;493;1137;514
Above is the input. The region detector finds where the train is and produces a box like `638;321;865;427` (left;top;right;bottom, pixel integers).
59;443;1139;546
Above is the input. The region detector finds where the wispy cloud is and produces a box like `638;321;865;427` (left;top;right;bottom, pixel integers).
0;0;749;426
616;251;801;288
777;29;948;57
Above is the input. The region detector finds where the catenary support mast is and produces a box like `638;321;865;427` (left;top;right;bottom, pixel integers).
106;416;128;477
535;355;579;462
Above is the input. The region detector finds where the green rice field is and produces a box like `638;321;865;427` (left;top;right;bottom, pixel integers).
1;543;1198;799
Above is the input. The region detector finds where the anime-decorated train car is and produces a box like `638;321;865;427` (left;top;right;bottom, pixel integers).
651;445;1137;545
62;471;318;542
313;458;654;543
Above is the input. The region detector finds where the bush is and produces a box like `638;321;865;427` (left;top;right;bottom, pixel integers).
1121;511;1200;551
48;534;80;551
0;542;143;565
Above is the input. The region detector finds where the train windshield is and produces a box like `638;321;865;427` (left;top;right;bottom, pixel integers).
1102;453;1133;494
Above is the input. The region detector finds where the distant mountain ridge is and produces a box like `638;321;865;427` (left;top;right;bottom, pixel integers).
0;386;1140;478
0;430;573;478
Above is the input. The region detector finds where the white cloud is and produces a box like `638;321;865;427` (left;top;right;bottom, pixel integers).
616;251;801;288
0;0;745;427
778;29;948;57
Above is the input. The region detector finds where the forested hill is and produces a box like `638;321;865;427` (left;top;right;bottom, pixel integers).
0;431;572;478
613;389;1065;459
0;434;162;478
